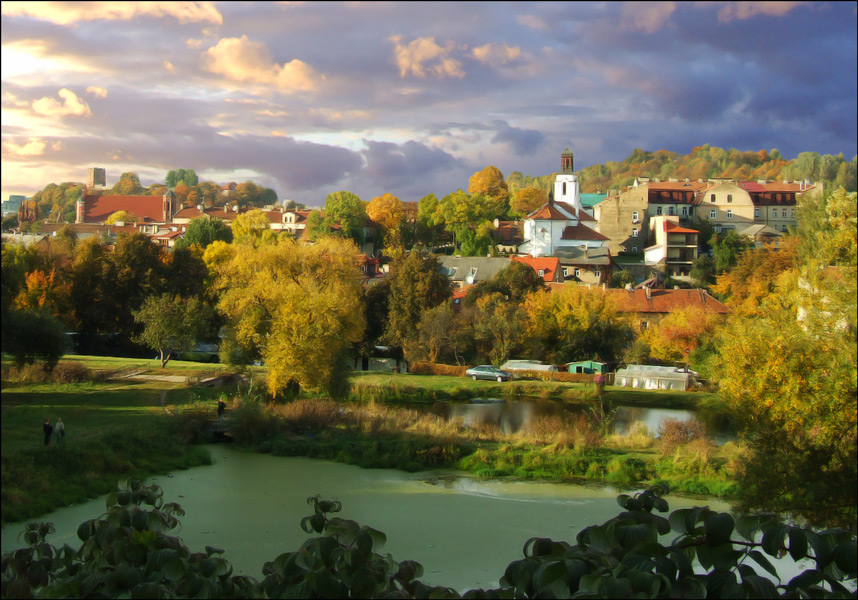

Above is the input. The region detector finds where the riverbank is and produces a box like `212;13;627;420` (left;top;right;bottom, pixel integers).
2;355;734;523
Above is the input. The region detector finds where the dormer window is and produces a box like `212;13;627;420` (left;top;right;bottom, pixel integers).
537;269;545;277
632;211;639;221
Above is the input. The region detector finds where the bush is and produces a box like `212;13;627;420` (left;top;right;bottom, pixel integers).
513;369;596;383
408;362;467;377
50;362;93;384
657;417;707;455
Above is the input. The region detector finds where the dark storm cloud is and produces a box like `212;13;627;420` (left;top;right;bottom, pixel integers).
491;122;545;156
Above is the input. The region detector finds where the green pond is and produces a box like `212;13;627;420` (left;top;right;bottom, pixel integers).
2;446;738;591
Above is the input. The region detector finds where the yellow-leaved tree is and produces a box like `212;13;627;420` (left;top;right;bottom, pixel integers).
642;305;723;365
204;236;365;398
366;192;404;258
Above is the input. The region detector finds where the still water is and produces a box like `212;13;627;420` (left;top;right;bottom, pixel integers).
421;399;734;444
2;448;734;591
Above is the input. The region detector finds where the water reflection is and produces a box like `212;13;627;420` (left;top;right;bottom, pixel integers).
416;399;734;443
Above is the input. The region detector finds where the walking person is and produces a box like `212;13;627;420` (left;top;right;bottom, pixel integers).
43;418;53;446
217;397;226;422
55;417;65;444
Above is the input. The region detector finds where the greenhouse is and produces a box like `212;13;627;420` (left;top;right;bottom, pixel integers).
614;364;699;391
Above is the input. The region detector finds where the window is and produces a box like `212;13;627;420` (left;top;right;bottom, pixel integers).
562;267;568;277
656;206;663;216
710;194;716;203
641;321;649;331
682;206;688;216
782;209;787;217
594;269;600;278
727;194;733;203
710;209;716;219
669;206;675;216
727;210;733;219
790;209;794;218
632;228;639;237
632;246;638;253
574;268;581;277
754;208;760;217
772;208;778;217
562;182;566;195
537;269;545;277
632;211;639;221
782;224;788;232
688;207;693;216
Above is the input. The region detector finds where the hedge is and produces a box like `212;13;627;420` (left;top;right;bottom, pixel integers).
408;362;468;377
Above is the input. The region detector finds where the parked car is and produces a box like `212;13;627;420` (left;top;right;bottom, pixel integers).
465;365;512;382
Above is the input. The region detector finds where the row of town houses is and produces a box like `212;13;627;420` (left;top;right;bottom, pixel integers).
17;147;820;288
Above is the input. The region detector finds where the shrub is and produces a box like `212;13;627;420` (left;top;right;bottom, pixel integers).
657;417;707;455
408;362;467;377
50;362;93;384
2;310;67;369
513;370;596;383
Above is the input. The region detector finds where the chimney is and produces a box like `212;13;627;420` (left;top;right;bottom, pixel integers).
645;286;652;300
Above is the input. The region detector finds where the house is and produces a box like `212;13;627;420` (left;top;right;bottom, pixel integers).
644;217;699;280
592;180;705;256
737;223;784;249
697;180;817;234
492;219;524;254
437;256;510;288
510;256;563;283
554;246;611;285
607;287;730;331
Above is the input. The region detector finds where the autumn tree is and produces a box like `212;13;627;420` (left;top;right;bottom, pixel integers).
509;187;547;218
112;172;145;195
133;293;214;368
205;237;366;398
468;166;510;218
463;260;544;307
366;193;404;257
383;252;451;354
408;303;456;363
642;305;723;365
105;210;138;225
523;286;635;364
232;209;274;245
713;189;857;529
473;293;525;367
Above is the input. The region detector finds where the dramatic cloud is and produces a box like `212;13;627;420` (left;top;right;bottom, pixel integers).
389;35;465;79
1;1;222;25
31;88;90;117
202;36;323;93
491;122;545;156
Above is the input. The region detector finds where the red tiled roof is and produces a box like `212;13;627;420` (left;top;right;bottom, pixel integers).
527;204;569;220
153;230;183;240
664;221;698;234
83;194;165;223
511;256;560;282
607;288;730;315
647;181;708;191
560;223;610;241
555;201;595;222
174;207;202;219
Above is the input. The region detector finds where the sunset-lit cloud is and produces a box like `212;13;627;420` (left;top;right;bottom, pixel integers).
31;89;90;117
389;35;465;79
709;1;811;23
621;1;677;33
1;1;223;25
471;44;521;67
86;86;107;98
3;137;48;156
202;36;322;93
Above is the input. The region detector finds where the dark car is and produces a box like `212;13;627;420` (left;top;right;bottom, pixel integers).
465;365;512;382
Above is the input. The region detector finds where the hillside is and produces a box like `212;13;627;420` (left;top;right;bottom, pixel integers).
507;145;857;196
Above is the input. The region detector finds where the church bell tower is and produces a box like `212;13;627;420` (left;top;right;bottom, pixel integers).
554;145;582;213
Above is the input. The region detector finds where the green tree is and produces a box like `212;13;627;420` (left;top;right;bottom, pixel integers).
324;191;367;246
383;252;451;352
690;254;716;288
133;293;214;368
174;216;233;250
438;190;495;256
712;230;753;273
473;293;525;367
232;209;274;245
408;303;456;363
463;260;544;307
2;308;67;369
165;168;199;188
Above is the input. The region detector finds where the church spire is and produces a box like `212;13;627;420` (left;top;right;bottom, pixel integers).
561;145;574;173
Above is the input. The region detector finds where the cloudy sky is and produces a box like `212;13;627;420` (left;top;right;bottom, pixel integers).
2;1;856;206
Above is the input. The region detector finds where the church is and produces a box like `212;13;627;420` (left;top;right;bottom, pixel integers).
517;147;610;281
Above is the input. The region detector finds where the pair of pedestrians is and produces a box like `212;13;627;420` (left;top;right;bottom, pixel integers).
43;418;65;446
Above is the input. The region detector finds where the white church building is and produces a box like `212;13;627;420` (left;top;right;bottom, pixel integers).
518;146;609;258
